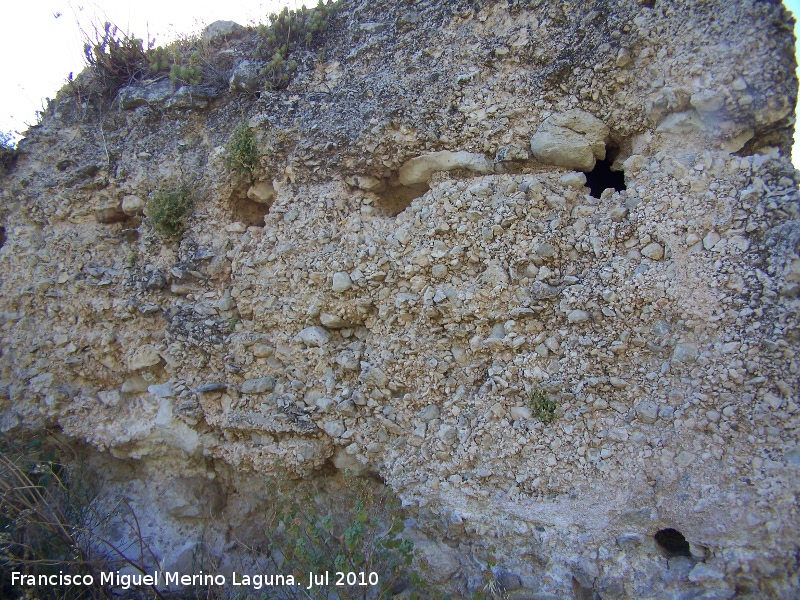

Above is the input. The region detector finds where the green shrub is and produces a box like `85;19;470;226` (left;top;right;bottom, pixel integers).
225;123;259;176
149;34;235;90
83;22;149;95
262;471;430;599
169;62;202;86
527;389;557;423
146;186;194;238
254;0;338;89
148;44;203;85
147;45;173;75
0;132;16;177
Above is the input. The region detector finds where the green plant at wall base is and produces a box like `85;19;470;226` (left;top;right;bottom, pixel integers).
0;434;166;600
528;389;557;423
263;472;429;599
225;124;259;176
146;186;194;238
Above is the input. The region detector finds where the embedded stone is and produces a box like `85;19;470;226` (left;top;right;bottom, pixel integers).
419;405;440;422
641;243;665;260
148;383;174;398
673;343;698;363
202;20;246;46
122;194;145;216
296;326;331;347
128;345;162;371
241;377;276;394
531;109;609;171
568;310;591;323
332;272;353;293
247;182;275;204
398;151;492;185
635;401;659;424
197;383;227;393
229;60;263;93
323;420;346;437
559;172;588;189
320;312;349;329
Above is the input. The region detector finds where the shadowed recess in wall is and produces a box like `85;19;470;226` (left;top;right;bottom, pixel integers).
231;196;270;227
584;156;626;199
654;528;692;557
374;183;429;217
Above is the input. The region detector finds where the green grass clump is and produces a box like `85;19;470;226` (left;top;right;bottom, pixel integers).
528;389;558;423
254;0;338;90
169;62;202;85
146;186;194;238
225;123;259;176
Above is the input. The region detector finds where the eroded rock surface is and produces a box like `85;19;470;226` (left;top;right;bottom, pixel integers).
0;0;798;597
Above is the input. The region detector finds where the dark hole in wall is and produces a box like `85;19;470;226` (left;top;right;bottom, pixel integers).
231;196;270;227
584;156;626;199
374;183;429;217
0;227;5;249
654;528;692;557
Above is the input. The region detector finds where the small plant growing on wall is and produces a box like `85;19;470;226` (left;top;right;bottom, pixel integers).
225;123;259;177
528;389;558;423
146;185;194;238
147;45;203;85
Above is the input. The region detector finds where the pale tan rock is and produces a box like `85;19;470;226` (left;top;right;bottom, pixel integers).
121;194;145;216
128;345;162;371
398;150;492;185
246;181;275;204
530;110;609;171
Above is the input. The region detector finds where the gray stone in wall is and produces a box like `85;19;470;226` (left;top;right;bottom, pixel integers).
118;80;173;110
241;377;276;394
202;20;246;46
165;86;219;110
296;326;332;347
229;60;263;93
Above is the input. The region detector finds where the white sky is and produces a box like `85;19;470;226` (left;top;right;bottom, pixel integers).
1;1;800;168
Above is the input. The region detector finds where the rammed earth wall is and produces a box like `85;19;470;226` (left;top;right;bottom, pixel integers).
1;0;799;596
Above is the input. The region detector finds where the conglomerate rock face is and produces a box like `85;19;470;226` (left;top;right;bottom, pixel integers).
1;0;799;596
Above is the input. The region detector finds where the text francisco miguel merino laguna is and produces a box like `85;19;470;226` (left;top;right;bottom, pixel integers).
12;570;380;591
